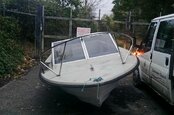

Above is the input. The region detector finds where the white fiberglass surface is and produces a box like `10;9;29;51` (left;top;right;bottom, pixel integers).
42;48;138;85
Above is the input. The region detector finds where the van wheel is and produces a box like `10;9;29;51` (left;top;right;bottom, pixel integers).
133;69;142;87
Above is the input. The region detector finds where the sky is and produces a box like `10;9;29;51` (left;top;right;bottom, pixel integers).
95;0;114;18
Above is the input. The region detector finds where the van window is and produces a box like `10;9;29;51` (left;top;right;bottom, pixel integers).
142;22;157;52
155;19;174;52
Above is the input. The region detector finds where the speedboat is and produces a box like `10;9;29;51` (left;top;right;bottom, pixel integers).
39;32;139;107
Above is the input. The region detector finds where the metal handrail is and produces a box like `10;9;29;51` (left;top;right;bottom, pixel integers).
40;41;67;77
40;32;134;76
40;61;59;76
112;33;134;64
59;42;67;76
40;32;110;76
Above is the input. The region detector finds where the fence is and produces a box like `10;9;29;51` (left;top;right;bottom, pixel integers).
0;4;149;56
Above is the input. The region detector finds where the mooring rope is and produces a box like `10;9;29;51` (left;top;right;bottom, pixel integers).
97;82;100;99
81;77;103;100
81;78;92;92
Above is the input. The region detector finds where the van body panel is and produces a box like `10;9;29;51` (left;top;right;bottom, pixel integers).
150;51;171;99
139;52;151;84
137;13;174;105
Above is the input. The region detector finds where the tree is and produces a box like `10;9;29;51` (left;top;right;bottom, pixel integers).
139;0;174;21
101;14;115;31
112;0;139;21
1;0;103;38
2;0;84;39
112;0;174;22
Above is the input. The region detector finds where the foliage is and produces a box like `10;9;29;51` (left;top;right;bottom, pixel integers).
101;14;116;31
2;0;98;38
139;0;174;21
4;0;38;13
2;0;36;42
0;16;21;40
0;0;101;78
0;16;23;78
112;0;138;21
41;0;98;36
112;0;174;21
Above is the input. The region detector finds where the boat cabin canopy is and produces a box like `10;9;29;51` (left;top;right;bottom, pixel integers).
52;33;118;64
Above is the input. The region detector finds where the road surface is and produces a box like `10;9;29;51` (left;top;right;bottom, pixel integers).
0;66;173;114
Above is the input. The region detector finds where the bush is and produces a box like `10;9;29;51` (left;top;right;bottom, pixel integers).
0;16;23;78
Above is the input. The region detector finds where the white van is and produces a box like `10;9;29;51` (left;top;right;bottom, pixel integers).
133;14;174;105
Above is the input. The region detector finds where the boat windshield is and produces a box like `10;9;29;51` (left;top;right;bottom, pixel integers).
83;33;118;58
52;33;118;64
53;39;85;64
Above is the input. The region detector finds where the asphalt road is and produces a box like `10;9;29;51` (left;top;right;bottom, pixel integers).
0;66;174;115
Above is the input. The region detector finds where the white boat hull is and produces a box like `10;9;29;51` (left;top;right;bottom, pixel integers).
40;54;139;106
39;32;139;106
61;81;117;106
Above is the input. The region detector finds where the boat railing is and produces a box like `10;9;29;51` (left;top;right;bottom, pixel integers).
40;41;68;76
40;32;111;76
112;33;134;64
40;32;134;76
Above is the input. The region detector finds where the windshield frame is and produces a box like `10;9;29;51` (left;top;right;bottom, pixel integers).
52;32;118;65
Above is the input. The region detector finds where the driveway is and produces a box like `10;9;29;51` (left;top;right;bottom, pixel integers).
0;66;173;115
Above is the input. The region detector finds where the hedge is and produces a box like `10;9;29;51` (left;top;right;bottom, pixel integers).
0;16;23;78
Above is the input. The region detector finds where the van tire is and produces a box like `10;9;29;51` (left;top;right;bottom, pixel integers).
133;69;142;87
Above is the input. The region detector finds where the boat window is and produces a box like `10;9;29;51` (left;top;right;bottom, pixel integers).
53;39;85;64
83;33;118;58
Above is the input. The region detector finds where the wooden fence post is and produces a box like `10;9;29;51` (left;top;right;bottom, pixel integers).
35;5;44;58
69;7;72;38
